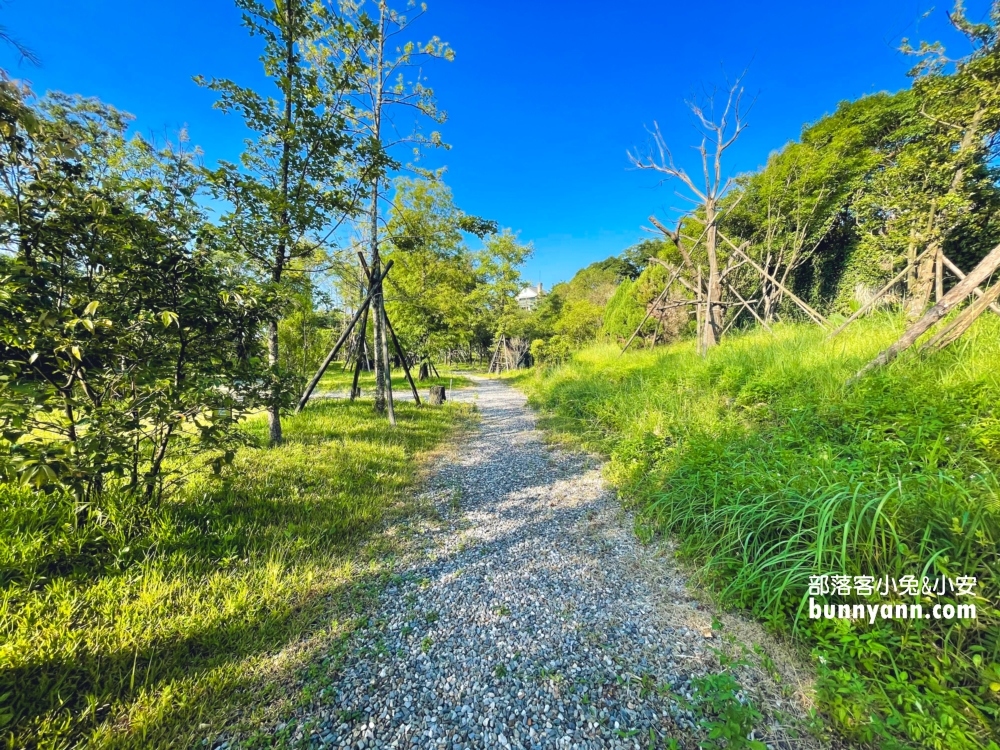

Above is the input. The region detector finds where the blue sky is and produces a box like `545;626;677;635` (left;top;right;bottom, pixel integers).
1;0;989;287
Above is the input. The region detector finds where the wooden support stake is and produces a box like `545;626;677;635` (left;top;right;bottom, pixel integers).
648;257;702;295
378;301;396;426
941;254;1000;317
357;252;420;405
854;241;1000;379
296;261;393;413
725;283;773;333
828;247;932;339
621;264;683;355
924;279;1000;350
935;248;944;303
696;267;704;356
349;304;370;400
720;234;828;326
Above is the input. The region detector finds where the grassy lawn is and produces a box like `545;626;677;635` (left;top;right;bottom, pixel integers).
315;362;473;397
0;397;472;749
512;314;1000;750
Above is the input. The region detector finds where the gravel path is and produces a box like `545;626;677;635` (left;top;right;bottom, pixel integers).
268;377;817;749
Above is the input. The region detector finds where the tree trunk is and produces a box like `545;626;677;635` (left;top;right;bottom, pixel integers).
369;6;388;417
908;108;983;320
369;185;387;414
265;0;297;446
418;361;429;381
267;319;282;445
703;199;722;351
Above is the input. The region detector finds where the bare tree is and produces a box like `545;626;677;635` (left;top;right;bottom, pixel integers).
628;77;750;351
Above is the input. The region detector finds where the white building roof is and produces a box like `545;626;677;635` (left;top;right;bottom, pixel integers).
516;286;539;300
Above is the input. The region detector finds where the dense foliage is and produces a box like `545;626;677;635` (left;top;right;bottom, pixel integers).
0;80;275;503
577;2;1000;352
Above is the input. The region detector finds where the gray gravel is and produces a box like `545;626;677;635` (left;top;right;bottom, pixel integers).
257;376;813;749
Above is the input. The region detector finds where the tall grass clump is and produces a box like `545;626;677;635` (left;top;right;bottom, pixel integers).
518;314;1000;749
0;397;468;749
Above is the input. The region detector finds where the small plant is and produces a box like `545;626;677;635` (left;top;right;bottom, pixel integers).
494;663;508;678
425;610;439;624
420;636;433;654
686;673;765;750
636;672;657;699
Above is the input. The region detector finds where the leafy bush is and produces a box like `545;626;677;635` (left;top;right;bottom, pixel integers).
0;80;276;502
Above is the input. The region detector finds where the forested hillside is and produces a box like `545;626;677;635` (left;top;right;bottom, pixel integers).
523;6;1000;361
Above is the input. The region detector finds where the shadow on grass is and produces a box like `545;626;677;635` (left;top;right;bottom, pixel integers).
1;398;468;748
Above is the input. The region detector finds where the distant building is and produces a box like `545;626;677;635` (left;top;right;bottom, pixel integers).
516;282;544;310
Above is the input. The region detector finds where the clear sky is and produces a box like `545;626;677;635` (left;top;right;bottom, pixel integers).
0;0;989;287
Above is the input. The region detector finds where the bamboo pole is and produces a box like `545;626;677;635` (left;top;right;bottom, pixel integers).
621;264;683;355
296;261;393;413
725;282;773;332
719;234;828;326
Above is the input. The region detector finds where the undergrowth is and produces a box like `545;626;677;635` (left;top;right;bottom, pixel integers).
515;313;1000;749
0;397;469;749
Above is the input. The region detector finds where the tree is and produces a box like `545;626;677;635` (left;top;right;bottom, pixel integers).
720;91;915;319
865;1;1000;319
0;82;273;502
472;229;532;344
337;0;452;419
629;78;750;352
384;177;475;369
197;0;363;444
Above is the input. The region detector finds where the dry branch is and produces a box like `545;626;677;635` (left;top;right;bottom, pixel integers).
720;233;827;326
